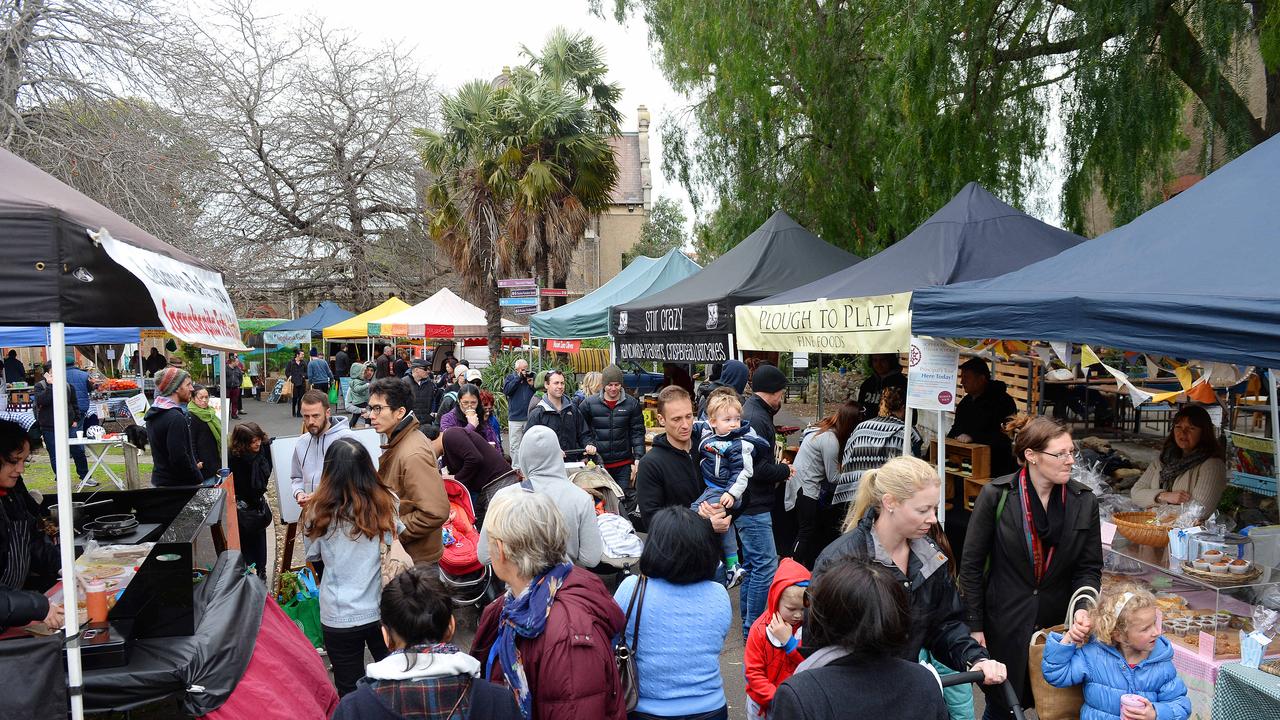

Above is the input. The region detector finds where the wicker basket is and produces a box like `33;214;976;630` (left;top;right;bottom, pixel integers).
1111;511;1172;547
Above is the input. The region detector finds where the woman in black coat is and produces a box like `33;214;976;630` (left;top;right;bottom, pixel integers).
228;422;273;578
813;456;1004;685
187;385;221;483
959;415;1102;716
285;350;308;418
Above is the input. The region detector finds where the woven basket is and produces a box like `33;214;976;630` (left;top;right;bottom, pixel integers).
1111;511;1172;547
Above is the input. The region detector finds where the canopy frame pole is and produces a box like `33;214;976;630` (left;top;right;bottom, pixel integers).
220;352;229;469
1270;369;1279;489
937;409;946;526
51;323;86;720
816;354;823;419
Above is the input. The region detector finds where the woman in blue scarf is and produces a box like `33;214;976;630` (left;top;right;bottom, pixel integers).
471;491;626;720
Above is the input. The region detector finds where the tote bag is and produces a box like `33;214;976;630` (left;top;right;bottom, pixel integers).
1028;586;1099;720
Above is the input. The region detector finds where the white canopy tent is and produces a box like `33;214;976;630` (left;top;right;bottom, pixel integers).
368;287;527;339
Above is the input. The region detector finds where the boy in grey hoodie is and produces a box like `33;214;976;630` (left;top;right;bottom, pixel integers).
476;425;603;568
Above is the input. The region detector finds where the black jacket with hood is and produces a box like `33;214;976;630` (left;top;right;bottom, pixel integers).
579;393;645;464
740;393;790;516
812;510;988;675
525;395;592;462
145;405;204;487
635;433;702;531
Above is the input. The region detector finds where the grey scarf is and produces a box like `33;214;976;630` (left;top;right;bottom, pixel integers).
1158;447;1210;491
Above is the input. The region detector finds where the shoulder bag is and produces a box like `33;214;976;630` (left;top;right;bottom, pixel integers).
1028;585;1100;720
614;575;647;711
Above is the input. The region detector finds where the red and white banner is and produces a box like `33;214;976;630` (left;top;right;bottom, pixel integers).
547;338;581;353
540;288;569;297
96;228;249;352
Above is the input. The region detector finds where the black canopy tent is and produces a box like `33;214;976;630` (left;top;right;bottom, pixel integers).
0;147;247;719
610;210;861;362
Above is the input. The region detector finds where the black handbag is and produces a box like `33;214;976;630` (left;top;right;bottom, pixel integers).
615;575;647;711
236;496;273;533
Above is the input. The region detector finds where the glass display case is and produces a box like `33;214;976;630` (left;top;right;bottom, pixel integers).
1104;536;1280;661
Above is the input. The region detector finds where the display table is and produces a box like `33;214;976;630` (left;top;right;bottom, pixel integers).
68;435;140;490
1211;662;1280;720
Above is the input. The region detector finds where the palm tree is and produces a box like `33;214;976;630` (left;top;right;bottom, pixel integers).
498;29;621;305
417;80;512;355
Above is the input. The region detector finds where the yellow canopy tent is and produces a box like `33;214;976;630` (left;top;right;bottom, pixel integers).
321;296;413;339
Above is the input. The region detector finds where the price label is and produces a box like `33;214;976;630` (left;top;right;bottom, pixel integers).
1197;631;1215;660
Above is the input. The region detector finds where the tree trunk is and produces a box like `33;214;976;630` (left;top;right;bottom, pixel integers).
1;0;43;145
485;273;502;357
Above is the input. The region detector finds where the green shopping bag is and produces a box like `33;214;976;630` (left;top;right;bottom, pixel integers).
328;383;339;406
278;568;324;649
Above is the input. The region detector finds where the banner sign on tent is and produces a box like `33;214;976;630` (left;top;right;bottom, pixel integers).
735;292;912;353
547;339;581;353
498;278;537;288
264;329;311;347
140;329;168;339
616;333;730;363
907;336;959;411
95;228;249;352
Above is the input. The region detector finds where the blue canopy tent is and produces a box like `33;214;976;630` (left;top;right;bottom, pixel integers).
0;326;141;347
263;300;354;337
737;182;1085;353
529;248;701;339
910;133;1280;368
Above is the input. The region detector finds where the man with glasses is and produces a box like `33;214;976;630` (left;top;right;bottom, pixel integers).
948;357;1018;476
366;378;448;566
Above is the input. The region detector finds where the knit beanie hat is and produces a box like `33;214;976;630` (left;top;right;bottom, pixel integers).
602;364;624;387
751;364;787;393
310;348;319;357
156;367;190;396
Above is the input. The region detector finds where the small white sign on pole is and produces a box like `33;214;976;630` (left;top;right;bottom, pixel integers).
793;351;809;369
907;336;959;523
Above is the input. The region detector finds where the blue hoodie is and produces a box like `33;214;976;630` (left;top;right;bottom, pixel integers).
719;360;749;393
1042;633;1190;720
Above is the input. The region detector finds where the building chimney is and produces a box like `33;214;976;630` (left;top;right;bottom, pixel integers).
637;105;652;210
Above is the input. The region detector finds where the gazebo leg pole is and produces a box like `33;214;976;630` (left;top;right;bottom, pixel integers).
51;323;86;720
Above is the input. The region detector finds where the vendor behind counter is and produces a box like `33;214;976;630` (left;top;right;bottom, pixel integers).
0;419;63;631
1127;405;1227;520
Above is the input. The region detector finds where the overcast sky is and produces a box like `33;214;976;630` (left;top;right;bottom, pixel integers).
255;0;695;219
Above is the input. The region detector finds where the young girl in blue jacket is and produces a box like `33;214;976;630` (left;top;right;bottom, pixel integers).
1042;583;1190;720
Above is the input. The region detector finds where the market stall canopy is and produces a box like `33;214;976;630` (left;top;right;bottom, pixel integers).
911;133;1280;368
320;296;413;339
263;301;354;343
0;148;247;351
737;182;1085;353
530;248;701;339
610;211;860;362
369;288;527;338
0;326;142;347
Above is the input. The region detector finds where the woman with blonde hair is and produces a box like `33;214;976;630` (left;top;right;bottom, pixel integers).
574;371;602;410
959;414;1102;718
812;456;1004;688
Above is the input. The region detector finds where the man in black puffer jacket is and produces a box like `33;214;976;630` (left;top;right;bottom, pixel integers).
580;364;646;516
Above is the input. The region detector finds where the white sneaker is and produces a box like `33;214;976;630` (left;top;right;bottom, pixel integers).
725;566;746;589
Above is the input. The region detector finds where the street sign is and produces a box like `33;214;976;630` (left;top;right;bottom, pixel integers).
499;297;539;307
539;288;568;297
513;306;538;315
508;287;539;298
498;278;537;288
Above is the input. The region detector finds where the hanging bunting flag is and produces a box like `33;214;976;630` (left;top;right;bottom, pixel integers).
1080;345;1102;368
1049;341;1073;368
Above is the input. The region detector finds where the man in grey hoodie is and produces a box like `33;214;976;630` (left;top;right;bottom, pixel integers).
477;425;603;569
291;389;356;575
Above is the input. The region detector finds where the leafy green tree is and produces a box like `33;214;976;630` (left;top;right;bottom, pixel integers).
598;1;1280;250
418;81;509;356
624;195;687;264
498;29;621;306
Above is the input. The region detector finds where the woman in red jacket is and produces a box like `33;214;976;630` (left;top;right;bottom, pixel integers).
471;490;626;720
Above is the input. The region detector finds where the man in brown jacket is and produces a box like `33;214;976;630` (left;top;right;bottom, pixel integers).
366;378;449;565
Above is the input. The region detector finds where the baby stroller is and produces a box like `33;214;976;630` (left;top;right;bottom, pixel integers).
570;466;643;573
438;477;499;608
933;670;1026;720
